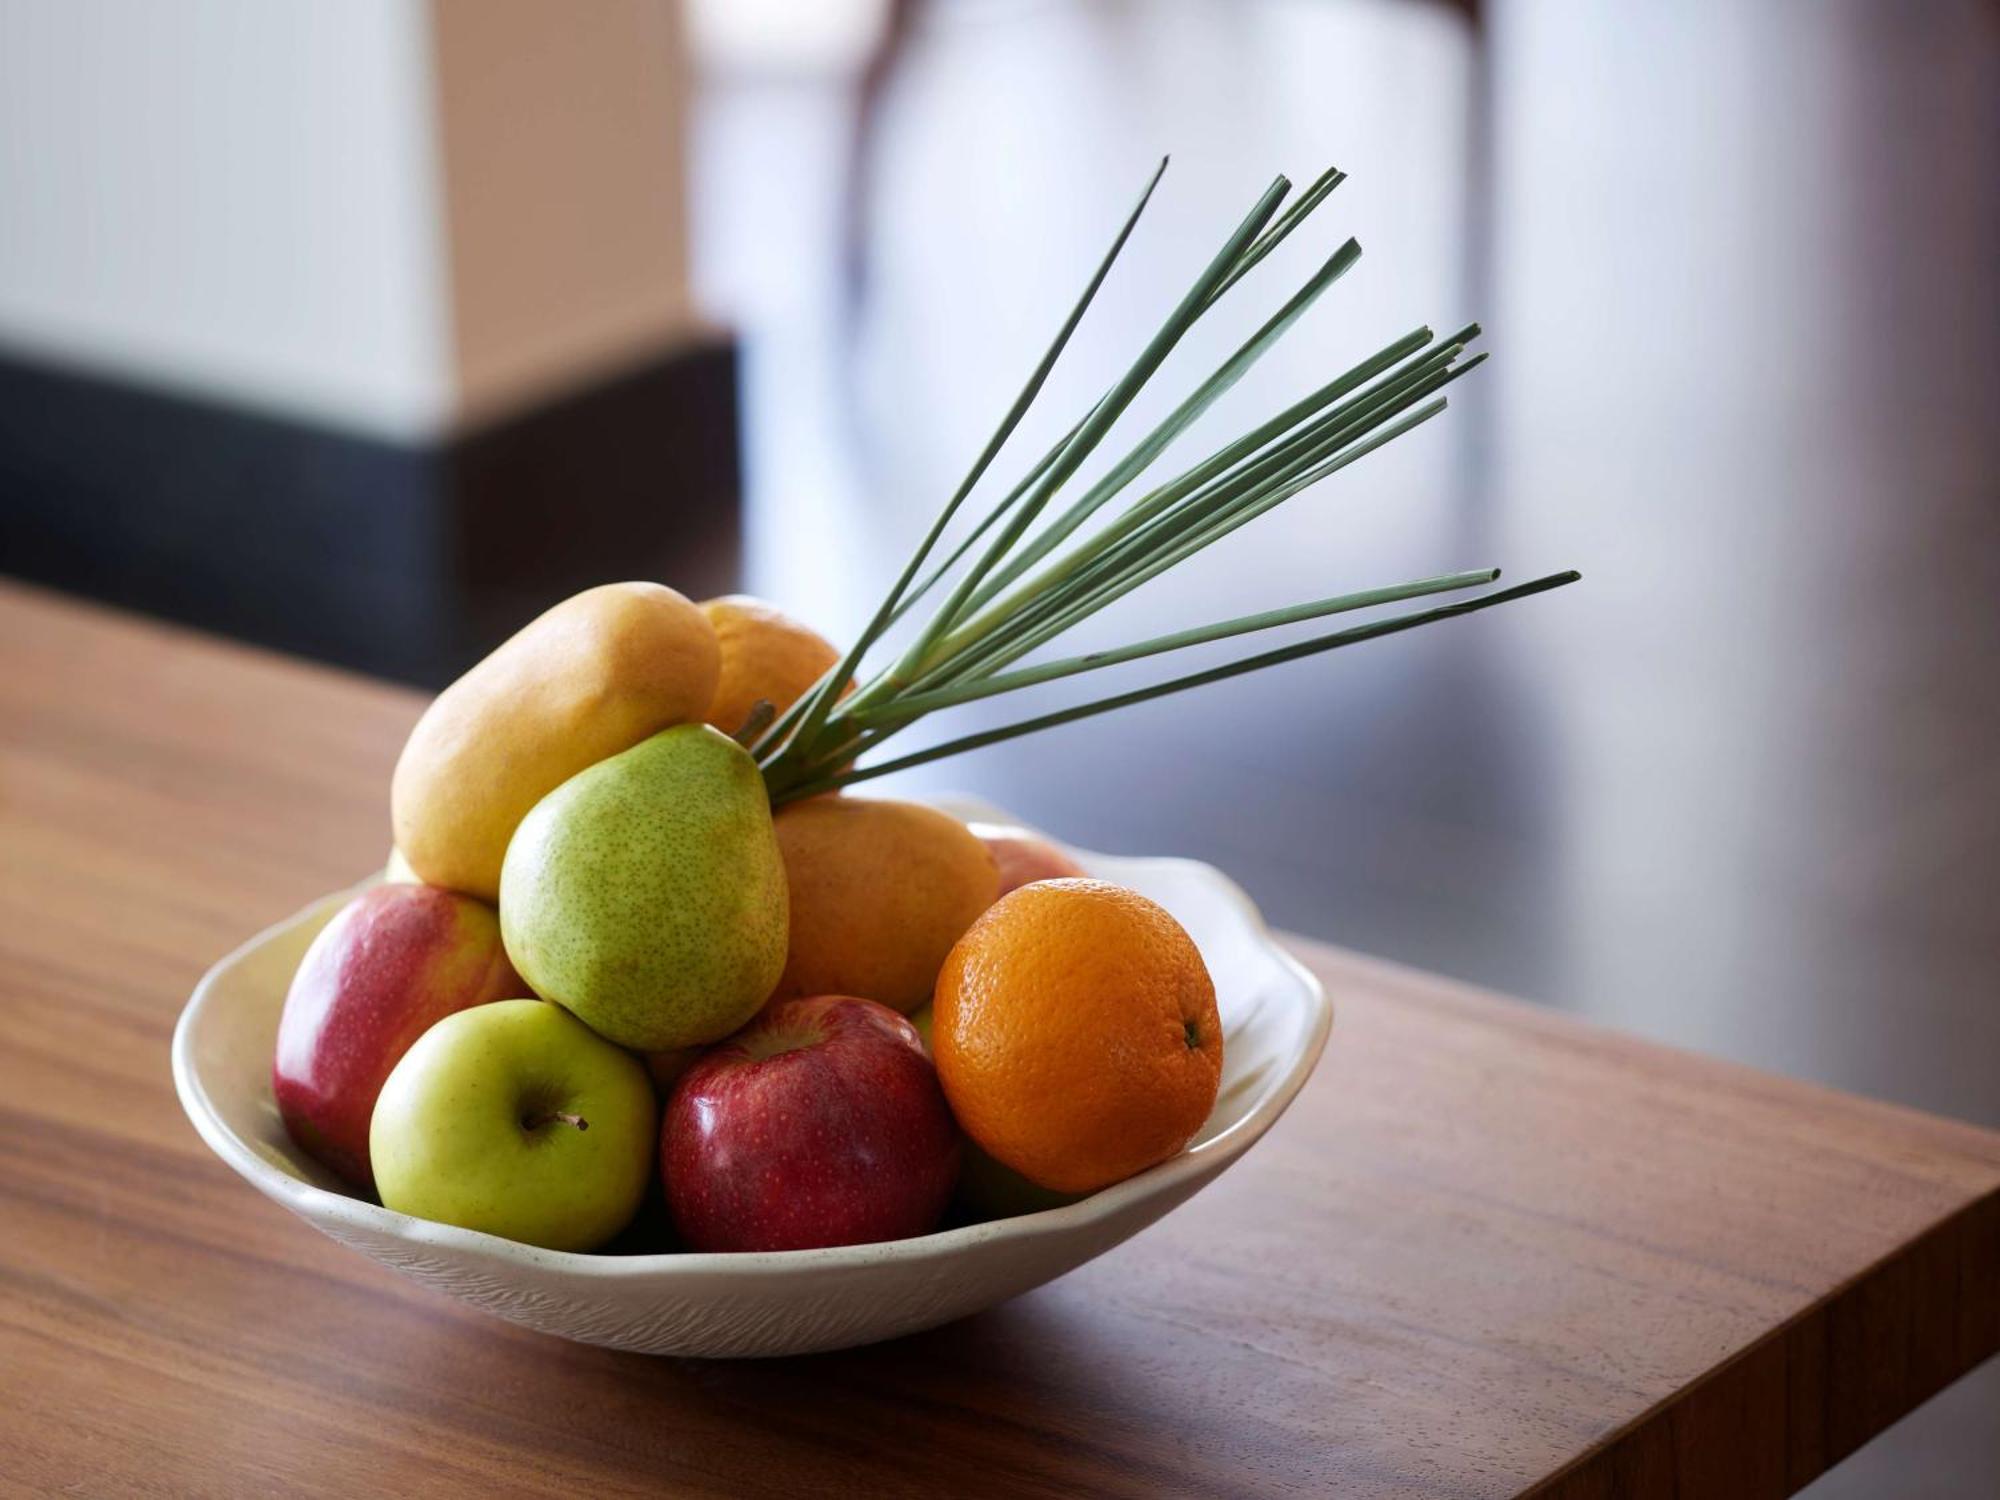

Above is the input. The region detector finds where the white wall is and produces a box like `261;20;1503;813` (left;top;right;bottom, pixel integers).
0;0;454;440
429;0;695;429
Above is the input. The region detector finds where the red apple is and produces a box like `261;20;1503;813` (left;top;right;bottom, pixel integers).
273;883;523;1191
661;995;960;1252
644;1047;702;1093
969;821;1086;895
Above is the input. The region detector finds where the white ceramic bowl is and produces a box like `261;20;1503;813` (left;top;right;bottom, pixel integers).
173;798;1331;1358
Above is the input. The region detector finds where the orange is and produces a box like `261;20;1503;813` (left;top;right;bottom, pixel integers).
700;595;844;740
933;879;1222;1195
770;797;999;1012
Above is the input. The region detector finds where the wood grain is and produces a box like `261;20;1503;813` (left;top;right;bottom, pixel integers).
1;580;1995;1498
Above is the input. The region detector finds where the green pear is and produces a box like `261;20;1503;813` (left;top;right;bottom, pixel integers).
499;724;789;1051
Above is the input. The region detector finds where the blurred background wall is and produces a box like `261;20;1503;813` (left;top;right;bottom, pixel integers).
0;0;734;682
2;1;1995;1491
0;1;450;434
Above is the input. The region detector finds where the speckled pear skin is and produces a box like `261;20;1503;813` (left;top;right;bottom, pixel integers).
498;725;789;1051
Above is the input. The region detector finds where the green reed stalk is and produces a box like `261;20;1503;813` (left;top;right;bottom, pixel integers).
752;162;1578;804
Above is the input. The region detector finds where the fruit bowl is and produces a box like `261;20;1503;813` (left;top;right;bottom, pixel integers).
172;797;1331;1358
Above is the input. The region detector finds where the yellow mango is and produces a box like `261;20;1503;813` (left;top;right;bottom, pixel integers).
769;796;1000;1013
391;582;719;901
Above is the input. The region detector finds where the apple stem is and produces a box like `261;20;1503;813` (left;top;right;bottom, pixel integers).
523;1109;589;1132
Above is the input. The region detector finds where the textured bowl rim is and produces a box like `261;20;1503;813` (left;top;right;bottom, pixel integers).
172;796;1332;1278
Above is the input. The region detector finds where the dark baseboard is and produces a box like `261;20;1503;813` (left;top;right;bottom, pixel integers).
0;342;741;687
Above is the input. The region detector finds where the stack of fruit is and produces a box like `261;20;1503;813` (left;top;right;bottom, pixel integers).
272;160;1576;1256
275;587;1223;1253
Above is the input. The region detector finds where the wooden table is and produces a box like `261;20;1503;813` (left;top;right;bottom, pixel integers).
2;580;1995;1498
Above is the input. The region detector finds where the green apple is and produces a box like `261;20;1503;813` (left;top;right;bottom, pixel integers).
955;1134;1084;1221
370;999;656;1251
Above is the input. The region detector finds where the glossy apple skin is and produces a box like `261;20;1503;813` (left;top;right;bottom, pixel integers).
661;995;960;1252
273;884;523;1192
968;822;1086;896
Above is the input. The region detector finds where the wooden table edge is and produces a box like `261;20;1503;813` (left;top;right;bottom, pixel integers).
1287;935;2000;1498
1525;1191;2000;1497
